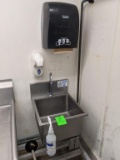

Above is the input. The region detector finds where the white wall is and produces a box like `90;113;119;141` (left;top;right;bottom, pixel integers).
79;0;120;160
0;0;79;139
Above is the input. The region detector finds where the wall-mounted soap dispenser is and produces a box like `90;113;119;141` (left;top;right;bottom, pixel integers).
42;2;79;49
31;52;43;77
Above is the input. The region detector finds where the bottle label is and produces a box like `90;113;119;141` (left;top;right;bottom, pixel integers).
47;143;53;146
46;141;56;156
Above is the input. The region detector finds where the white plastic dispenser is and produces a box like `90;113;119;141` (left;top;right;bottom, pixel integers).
46;116;56;156
31;52;43;77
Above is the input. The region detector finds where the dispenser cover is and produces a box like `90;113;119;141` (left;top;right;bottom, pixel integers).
42;2;79;49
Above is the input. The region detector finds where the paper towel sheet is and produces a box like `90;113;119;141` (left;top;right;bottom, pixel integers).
54;48;73;54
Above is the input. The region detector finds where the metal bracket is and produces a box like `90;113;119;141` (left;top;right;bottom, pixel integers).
69;137;80;150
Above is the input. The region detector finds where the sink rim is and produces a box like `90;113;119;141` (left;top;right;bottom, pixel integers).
32;93;87;126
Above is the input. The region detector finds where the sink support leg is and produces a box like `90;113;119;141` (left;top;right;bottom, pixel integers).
69;136;80;150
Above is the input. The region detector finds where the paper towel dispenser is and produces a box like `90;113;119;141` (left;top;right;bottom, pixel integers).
42;2;79;49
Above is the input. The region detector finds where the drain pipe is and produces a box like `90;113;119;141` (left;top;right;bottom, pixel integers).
77;0;94;103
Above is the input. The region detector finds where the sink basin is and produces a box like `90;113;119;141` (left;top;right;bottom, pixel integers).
35;94;85;123
30;80;87;143
32;94;87;143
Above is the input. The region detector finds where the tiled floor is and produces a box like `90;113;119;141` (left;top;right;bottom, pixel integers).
37;155;83;160
69;155;83;160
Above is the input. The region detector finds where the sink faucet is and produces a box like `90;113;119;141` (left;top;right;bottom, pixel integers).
49;72;53;96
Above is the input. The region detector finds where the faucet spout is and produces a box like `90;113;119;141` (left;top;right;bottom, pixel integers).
49;72;53;96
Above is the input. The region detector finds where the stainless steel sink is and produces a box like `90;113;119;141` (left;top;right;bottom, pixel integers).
0;79;18;160
30;79;87;143
35;94;85;123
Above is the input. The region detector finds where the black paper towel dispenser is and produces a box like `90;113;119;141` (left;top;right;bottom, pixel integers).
42;2;79;49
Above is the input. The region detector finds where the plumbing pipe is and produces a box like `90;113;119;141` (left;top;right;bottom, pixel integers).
77;0;94;103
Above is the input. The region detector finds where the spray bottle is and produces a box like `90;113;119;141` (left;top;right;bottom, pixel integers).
46;116;56;156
